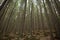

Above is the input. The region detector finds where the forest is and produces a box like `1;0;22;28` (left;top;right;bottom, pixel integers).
0;0;60;40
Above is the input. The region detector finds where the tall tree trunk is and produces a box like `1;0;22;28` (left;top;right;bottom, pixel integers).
0;0;8;10
43;0;55;40
46;0;60;40
21;0;27;34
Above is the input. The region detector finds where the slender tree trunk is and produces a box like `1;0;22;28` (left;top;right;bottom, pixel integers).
21;0;27;34
46;0;60;40
0;0;8;10
43;0;55;40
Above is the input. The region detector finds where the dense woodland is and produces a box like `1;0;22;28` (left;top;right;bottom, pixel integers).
0;0;60;40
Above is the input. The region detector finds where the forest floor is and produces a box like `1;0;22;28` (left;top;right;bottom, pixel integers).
0;33;58;40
